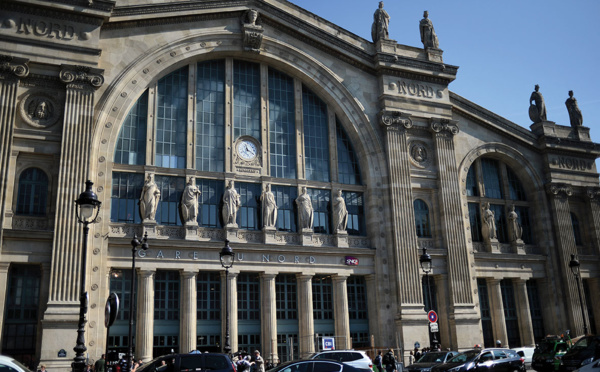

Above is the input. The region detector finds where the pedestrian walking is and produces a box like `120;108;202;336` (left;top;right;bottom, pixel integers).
374;351;383;372
383;349;396;372
94;354;106;372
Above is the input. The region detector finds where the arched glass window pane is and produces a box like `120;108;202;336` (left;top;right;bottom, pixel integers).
344;191;365;236
269;68;296;179
115;90;148;165
507;167;526;201
303;86;330;182
466;165;479;197
271;185;297;232
336;120;362;185
481;158;503;199
233;61;261;141
515;206;532;244
571;212;582;245
16;168;48;216
197;178;223;228
111;172;144;223
237;182;261;231
414;199;431;238
490;204;507;243
156;67;188;169
196;60;225;172
468;203;482;242
307;188;330;234
155;175;185;226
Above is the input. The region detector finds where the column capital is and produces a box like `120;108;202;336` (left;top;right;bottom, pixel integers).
296;274;313;282
59;64;104;90
332;274;350;284
0;55;30;79
181;270;197;280
378;110;413;130
138;269;155;279
429;118;459;136
586;187;600;200
260;272;277;281
545;183;573;199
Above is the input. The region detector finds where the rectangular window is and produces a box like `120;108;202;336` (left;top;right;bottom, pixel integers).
238;334;261;355
271;185;297;232
115;90;148;165
468;203;482;242
196;60;225;172
303;86;330;182
155;176;186;226
526;280;546;343
343;191;365;236
269;68;296;179
154;271;180;320
197;272;221;321
109;269;133;322
156;67;188;169
276;274;298;320
197;178;224;228
237;273;260;321
153;335;178;359
515;206;532;244
233;61;261;140
481;158;503;199
237;182;261;230
312;276;333;321
347;276;368;320
477;279;494;348
277;334;299;363
111;172;144;224
500;279;521;347
507;168;527;201
307;188;331;234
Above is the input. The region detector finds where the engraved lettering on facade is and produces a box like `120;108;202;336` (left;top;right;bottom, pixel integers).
396;80;443;99
551;156;593;171
262;254;270;262
17;18;77;41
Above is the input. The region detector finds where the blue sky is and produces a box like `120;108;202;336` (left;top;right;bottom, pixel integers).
289;0;600;169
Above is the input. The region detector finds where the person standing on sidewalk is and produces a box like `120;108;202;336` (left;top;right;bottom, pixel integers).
374;351;383;372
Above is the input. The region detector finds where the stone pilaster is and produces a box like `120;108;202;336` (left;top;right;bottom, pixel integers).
587;278;600;334
545;183;586;335
296;274;314;358
332;275;350;350
260;273;278;364
222;271;238;354
0;262;10;348
180;271;197;353
513;279;535;347
586;188;600;256
429;119;480;347
433;274;450;350
0;56;29;242
137;270;155;362
487;278;507;347
365;275;380;346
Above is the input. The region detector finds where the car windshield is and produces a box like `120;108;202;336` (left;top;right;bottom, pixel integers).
448;351;480;364
571;337;594;350
417;353;447;363
536;342;557;354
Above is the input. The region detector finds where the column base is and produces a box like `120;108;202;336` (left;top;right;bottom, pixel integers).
39;302;81;370
447;305;483;350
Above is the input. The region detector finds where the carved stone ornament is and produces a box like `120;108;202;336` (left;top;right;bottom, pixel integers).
0;55;30;79
586;187;600;200
409;140;432;168
19;91;62;129
59;65;104;89
430;119;459;136
379;110;413;129
241;9;264;53
545;183;573;198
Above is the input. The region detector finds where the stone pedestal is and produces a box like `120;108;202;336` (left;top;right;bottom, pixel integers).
512;239;525;254
486;239;500;253
575;126;591;141
143;221;158;238
301;229;313;246
425;47;443;63
225;224;239;242
185;223;199;240
263;226;277;244
335;230;349;248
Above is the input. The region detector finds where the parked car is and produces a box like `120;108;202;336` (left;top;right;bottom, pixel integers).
0;355;32;372
267;359;366;372
136;352;235;372
574;359;600;372
430;348;525;372
407;351;459;372
561;337;600;372
532;336;572;372
513;348;535;369
308;350;373;372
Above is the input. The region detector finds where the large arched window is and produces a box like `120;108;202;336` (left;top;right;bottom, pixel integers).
465;157;533;245
16;168;48;216
112;59;366;235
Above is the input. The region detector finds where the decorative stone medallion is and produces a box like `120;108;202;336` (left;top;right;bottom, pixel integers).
19;91;61;129
409;140;432;168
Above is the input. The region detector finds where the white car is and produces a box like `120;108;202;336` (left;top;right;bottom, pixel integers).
512;347;535;368
309;350;374;372
0;355;32;372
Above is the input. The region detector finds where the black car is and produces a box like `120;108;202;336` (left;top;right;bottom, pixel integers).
137;352;235;372
560;336;600;372
407;352;459;372
431;348;525;372
267;359;365;372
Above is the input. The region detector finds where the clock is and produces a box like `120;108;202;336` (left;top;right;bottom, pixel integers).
237;140;258;160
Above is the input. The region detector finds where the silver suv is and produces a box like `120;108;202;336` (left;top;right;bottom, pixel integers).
309;350;373;372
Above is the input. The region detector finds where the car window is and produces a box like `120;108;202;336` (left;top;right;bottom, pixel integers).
179;356;203;372
316;353;338;361
347;353;362;362
556;344;568;352
313;362;343;372
280;362;313;372
479;352;493;362
493;351;507;359
0;364;18;372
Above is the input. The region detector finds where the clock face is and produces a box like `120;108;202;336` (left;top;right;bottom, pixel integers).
238;140;257;160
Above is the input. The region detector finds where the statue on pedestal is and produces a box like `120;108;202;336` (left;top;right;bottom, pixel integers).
332;190;348;232
420;11;439;49
529;84;547;123
222;180;241;226
565;90;583;127
139;174;160;221
181;177;201;224
261;183;277;229
371;1;390;42
296;187;314;230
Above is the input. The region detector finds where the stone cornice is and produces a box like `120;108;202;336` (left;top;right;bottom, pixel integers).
378;110;413;130
59;64;104;90
0;54;30;78
430;118;459;136
545;183;573;198
1;1;108;25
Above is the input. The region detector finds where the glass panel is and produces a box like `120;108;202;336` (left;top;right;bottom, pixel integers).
197;178;224;228
196;60;225;172
343;191;365;236
515;206;532;244
526;280;546;343
271;185;297;232
466;165;479;197
336;120;361;185
303;86;330;182
155;176;186;226
307;188;331;234
507;167;527;201
197;272;221;321
468;203;482;242
237;182;261;230
312;276;333;321
414;199;431;238
233;60;261;141
276;274;297;320
481;158;503;199
571;213;583;246
490;204;507;243
477;279;494;348
16;168;48;216
277;334;299;363
237;273;260;321
109;269;134;322
156;67;188;169
347;276;368;320
500;280;521;347
269;68;296;179
111;172;144;223
115;90;148;165
154;271;180;320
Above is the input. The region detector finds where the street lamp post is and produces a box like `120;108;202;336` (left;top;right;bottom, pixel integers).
219;240;234;357
126;233;149;372
419;247;438;349
73;180;102;372
569;254;589;335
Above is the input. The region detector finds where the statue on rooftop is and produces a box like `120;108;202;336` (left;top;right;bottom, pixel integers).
529;84;547;123
565;90;583;127
371;1;390;42
420;11;439;49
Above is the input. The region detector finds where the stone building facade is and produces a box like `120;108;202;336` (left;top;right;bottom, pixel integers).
0;0;599;371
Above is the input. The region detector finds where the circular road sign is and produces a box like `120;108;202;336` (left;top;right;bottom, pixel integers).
428;310;438;323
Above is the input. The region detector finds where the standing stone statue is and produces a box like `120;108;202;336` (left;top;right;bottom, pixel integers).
222;180;241;226
332;189;348;232
419;11;439;49
371;1;390;42
181;177;201;224
507;204;523;242
139;174;161;221
565;90;583;127
295;186;314;230
481;202;497;240
529;84;547;123
261;183;278;229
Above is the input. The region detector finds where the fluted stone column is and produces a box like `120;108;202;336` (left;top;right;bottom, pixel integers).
587;278;600;334
222;271;238;354
180;271;197;353
0;263;10;347
514;279;535;347
546;184;587;335
433;274;451;350
487;279;507;347
137;270;155;362
260;273;278;364
297;274;314;358
333;275;350;350
586;188;600;256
